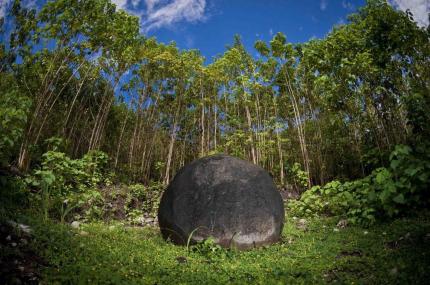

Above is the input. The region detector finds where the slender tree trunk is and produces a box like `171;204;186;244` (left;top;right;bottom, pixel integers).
274;101;285;185
283;70;311;187
213;102;217;151
114;107;130;168
164;92;182;184
200;83;205;156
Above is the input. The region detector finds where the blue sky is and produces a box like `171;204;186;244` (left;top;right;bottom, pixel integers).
148;0;366;62
111;0;429;63
1;0;429;63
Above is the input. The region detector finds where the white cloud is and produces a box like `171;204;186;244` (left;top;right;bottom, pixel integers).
0;0;13;19
131;0;142;8
143;0;206;32
145;0;162;11
389;0;430;28
320;0;327;11
111;0;207;32
1;0;37;19
111;0;128;10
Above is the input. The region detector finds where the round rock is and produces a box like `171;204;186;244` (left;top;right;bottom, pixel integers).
158;154;284;250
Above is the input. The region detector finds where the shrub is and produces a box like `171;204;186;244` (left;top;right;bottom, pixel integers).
26;147;109;222
285;162;309;192
289;144;430;225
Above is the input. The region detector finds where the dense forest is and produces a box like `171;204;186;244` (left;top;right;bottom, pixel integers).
1;0;430;283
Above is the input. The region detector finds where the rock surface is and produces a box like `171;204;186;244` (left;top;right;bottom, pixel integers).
70;221;80;229
158;154;284;249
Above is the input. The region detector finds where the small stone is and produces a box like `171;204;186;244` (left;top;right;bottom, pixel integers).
71;221;80;229
11;242;17;247
7;221;32;235
79;231;89;236
145;218;154;224
336;219;348;229
18;224;32;235
363;231;369;235
297;219;307;231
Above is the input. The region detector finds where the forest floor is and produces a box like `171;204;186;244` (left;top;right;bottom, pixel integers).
2;211;430;284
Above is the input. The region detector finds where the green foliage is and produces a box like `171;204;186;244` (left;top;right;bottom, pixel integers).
290;145;430;225
285;162;309;191
0;175;28;218
0;86;30;165
25;148;109;221
190;237;229;260
127;182;164;215
1;0;429;187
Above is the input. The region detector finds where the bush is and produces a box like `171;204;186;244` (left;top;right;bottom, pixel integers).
285;162;309;192
26;148;109;222
289;144;430;225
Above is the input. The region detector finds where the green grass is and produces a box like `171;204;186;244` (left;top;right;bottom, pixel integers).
20;212;430;284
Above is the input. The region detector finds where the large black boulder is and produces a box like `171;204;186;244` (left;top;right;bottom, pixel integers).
158;154;284;249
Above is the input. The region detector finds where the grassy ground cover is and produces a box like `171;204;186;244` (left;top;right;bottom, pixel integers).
4;211;428;284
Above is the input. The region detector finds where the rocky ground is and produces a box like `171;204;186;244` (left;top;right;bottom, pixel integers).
0;221;44;284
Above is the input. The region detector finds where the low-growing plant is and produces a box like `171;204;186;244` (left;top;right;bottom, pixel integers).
289;144;430;225
285;162;309;192
26;145;109;222
125;182;164;217
126;209;144;225
191;236;231;260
